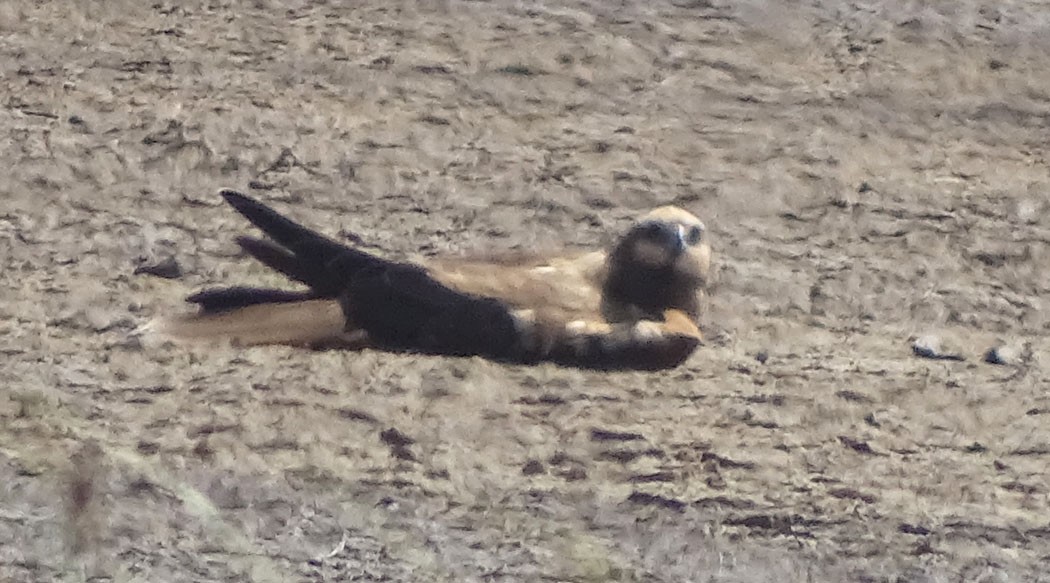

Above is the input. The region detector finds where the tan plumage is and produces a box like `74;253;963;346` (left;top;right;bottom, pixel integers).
156;299;360;348
153;191;712;370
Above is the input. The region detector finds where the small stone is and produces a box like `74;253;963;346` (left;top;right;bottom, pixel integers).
898;523;931;536
912;335;965;361
984;345;1019;366
379;428;414;448
134;256;182;279
390;446;417;462
193;439;214;460
754;350;769;364
839;435;877;455
521;459;545;476
68;114;92;133
559;466;587;481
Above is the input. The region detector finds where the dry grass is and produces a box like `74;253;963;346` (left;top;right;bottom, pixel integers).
2;0;1049;581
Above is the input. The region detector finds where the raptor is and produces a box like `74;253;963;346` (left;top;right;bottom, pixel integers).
155;190;712;371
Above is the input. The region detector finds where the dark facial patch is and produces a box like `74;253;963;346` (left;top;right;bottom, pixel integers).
635;221;685;255
685;225;704;245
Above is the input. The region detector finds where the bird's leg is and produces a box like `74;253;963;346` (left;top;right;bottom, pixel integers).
658;309;703;342
516;308;702;370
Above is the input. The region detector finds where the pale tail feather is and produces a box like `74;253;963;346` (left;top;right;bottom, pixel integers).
148;299;360;348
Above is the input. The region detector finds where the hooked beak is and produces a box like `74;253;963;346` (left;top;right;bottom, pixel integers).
628;221;688;268
672;224;689;254
652;222;687;256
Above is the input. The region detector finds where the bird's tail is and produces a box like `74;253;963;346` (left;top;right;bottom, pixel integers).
148;298;361;348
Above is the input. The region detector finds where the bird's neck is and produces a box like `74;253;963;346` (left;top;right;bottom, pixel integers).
601;262;699;323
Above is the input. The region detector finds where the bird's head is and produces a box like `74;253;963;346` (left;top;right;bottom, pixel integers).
600;205;712;323
611;205;711;286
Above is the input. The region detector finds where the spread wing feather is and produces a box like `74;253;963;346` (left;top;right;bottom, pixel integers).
217;190;383;296
187;286;318;313
232;236;315;286
191;190;527;359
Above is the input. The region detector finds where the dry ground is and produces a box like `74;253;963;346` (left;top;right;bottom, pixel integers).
2;0;1050;581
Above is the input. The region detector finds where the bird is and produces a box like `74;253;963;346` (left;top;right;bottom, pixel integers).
152;190;712;371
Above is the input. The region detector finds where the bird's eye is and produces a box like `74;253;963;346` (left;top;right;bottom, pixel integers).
685;225;704;245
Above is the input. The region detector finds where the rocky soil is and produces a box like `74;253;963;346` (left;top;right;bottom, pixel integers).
2;0;1048;581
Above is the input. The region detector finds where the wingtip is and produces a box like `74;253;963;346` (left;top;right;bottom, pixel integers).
219;188;251;208
232;234;263;250
214;189;317;248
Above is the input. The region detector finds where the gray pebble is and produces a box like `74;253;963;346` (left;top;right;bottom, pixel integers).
984;345;1020;366
134;256;183;279
912;335;965;361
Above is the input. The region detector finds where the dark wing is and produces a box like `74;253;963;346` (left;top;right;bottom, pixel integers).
186;286;318;313
340;262;524;360
218;189;383;296
189;190;527;360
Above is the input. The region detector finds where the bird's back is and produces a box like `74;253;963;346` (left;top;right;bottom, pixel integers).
424;250;607;324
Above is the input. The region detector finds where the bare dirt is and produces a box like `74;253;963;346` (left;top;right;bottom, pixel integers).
2;1;1049;581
